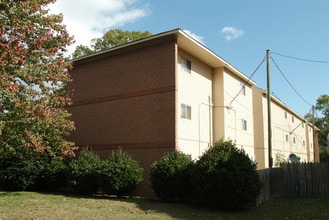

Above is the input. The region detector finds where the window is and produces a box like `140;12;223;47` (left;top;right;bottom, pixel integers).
240;83;246;95
293;137;296;144
303;140;305;146
292;116;294;123
285;134;289;142
284;112;288;119
240;83;246;96
241;119;247;131
181;104;191;119
180;57;191;73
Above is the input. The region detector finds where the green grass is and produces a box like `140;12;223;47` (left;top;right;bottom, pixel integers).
0;191;329;220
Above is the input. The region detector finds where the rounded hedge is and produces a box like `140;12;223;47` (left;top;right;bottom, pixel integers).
98;149;143;197
68;148;102;195
191;140;261;209
150;151;193;201
38;159;69;191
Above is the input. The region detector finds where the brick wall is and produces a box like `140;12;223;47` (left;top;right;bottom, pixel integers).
67;39;177;197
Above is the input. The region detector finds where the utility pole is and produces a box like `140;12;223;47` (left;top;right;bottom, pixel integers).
266;49;273;168
312;105;316;162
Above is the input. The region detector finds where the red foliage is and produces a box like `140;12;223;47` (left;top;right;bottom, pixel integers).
0;0;77;158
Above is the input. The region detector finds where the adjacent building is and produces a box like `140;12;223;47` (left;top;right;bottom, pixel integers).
67;29;319;196
253;87;319;169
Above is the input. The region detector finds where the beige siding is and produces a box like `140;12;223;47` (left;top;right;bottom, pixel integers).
253;86;316;168
252;87;266;169
222;69;255;159
177;50;213;159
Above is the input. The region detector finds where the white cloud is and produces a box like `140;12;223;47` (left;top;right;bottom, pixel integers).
48;0;150;54
183;29;205;44
221;26;244;41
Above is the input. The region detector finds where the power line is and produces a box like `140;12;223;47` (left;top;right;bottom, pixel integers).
229;56;266;106
270;57;313;106
272;52;329;64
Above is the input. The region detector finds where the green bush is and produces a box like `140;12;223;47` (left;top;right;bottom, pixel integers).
35;159;69;192
150;151;192;201
68;148;102;195
192;140;261;210
99;149;143;197
0;146;49;191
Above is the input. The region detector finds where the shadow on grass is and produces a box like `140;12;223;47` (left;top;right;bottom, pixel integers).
2;190;329;219
130;198;240;219
54;191;252;219
3;190;255;219
0;191;23;197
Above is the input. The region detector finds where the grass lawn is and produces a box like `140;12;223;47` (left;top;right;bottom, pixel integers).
0;191;329;220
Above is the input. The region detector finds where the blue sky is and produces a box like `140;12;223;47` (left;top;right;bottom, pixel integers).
50;0;329;117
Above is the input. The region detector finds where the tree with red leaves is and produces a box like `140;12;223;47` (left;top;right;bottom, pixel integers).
0;0;77;159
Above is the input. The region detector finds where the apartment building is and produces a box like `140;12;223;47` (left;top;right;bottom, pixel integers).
67;29;319;196
253;87;319;169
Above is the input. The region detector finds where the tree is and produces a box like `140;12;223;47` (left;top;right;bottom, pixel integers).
305;94;329;162
0;0;77;159
306;95;329;147
72;29;152;58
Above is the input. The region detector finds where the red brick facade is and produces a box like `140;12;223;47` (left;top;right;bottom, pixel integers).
67;38;178;196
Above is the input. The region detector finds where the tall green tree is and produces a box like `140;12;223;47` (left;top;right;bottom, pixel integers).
72;29;152;58
0;0;77;159
315;94;329;161
305;94;329;161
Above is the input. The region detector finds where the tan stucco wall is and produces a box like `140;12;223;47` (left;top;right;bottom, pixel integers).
212;67;225;142
252;87;266;169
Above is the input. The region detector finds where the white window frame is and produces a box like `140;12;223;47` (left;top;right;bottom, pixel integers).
180;57;191;73
240;83;246;96
181;104;191;120
241;119;247;131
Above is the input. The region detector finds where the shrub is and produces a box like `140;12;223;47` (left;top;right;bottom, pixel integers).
99;149;143;197
35;159;69;192
150;151;192;201
68;148;103;195
192;140;261;210
0;146;49;191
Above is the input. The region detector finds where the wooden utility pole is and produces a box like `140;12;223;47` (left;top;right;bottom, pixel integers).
312;105;316;162
267;49;273;168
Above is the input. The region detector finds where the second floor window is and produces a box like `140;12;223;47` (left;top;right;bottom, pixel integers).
240;83;246;96
181;104;191;120
181;57;191;73
241;119;247;131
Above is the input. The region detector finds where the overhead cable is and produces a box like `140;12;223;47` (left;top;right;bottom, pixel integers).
270;57;313;106
272;52;329;64
229;56;266;106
